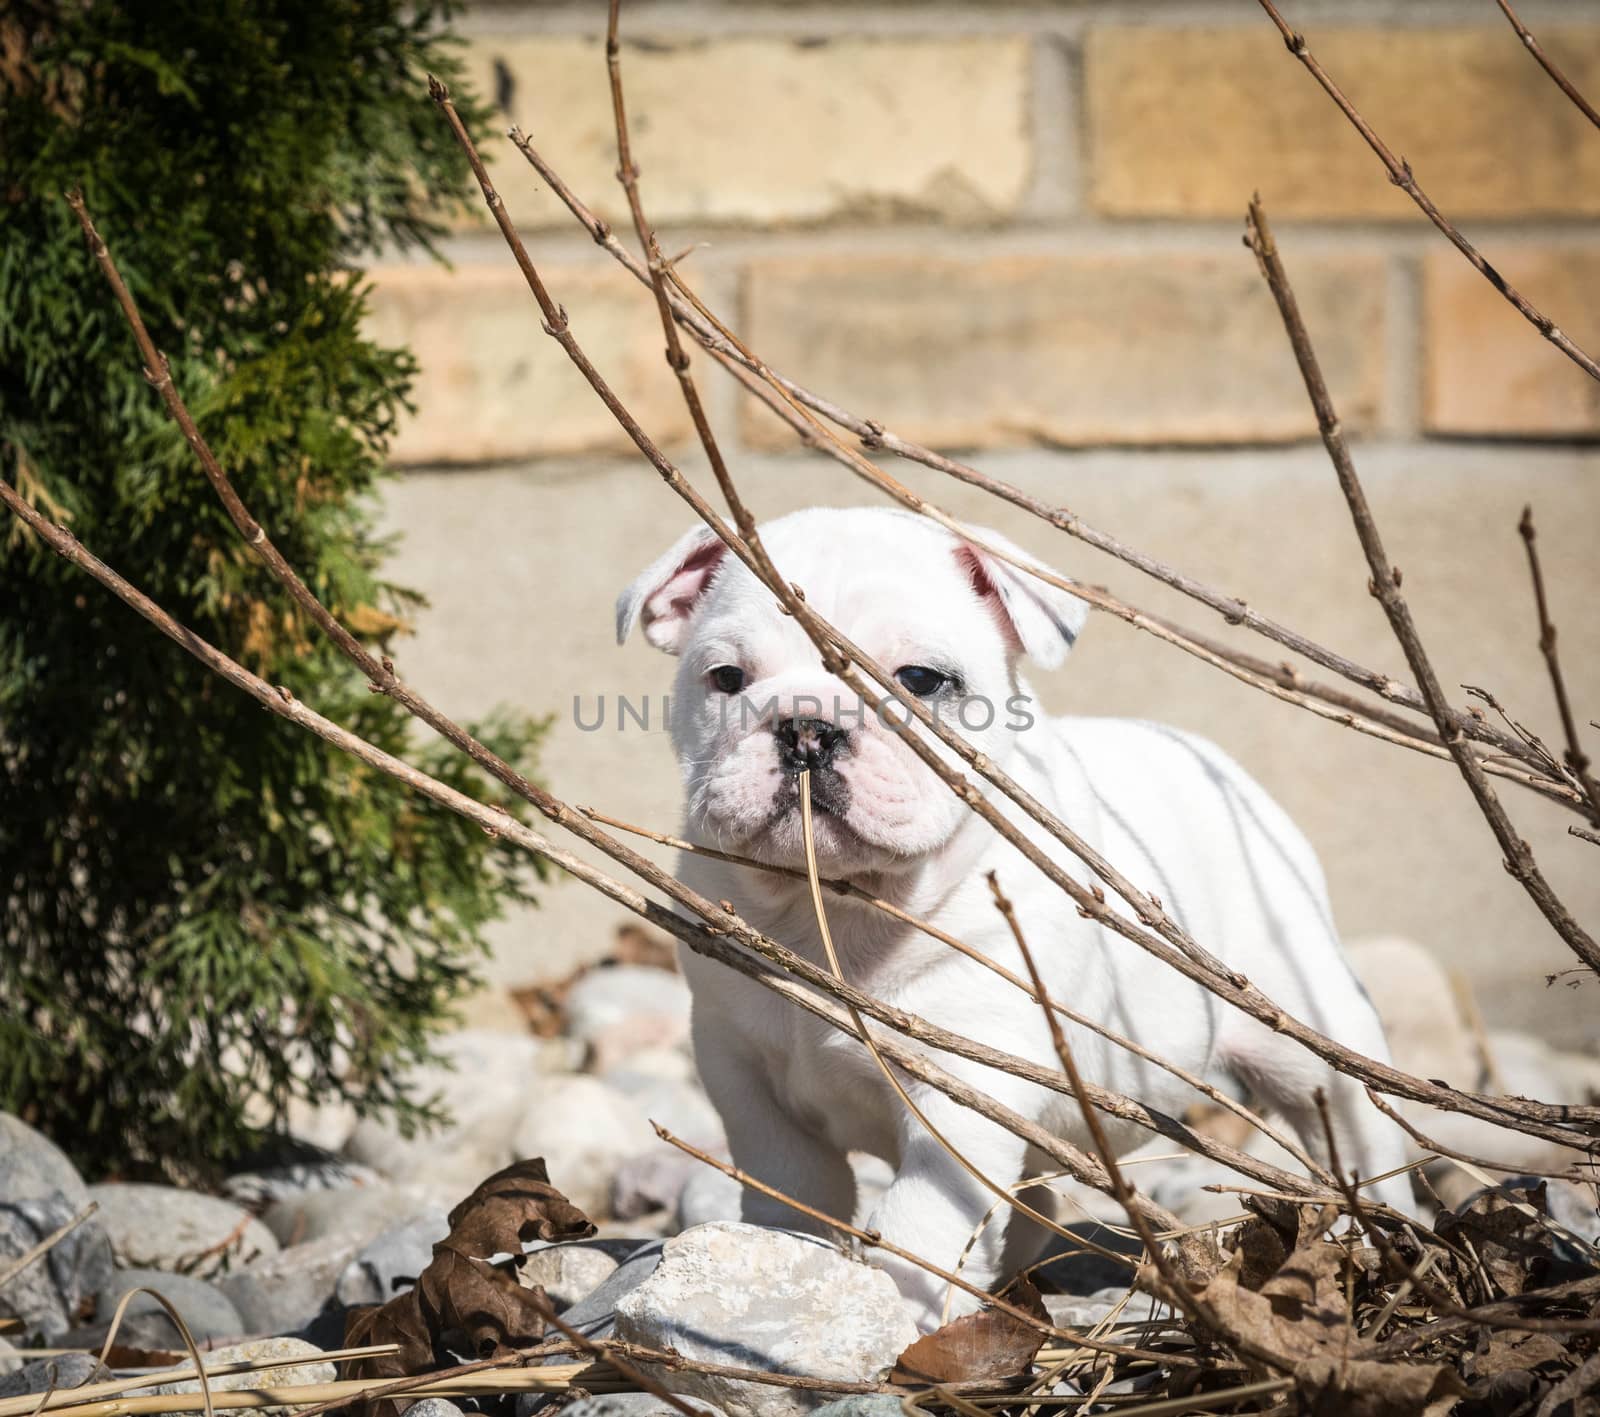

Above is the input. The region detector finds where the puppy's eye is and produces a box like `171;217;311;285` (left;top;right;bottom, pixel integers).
895;665;951;698
708;665;746;695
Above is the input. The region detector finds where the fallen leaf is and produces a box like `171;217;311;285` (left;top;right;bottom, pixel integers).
343;1158;595;1416
1436;1184;1553;1298
889;1279;1049;1387
1296;1355;1468;1417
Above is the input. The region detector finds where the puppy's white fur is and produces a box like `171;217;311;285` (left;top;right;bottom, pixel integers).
618;506;1412;1329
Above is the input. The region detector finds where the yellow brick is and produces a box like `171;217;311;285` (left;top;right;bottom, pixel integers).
741;253;1385;448
1424;248;1600;436
1086;26;1600;219
364;263;691;464
461;35;1031;229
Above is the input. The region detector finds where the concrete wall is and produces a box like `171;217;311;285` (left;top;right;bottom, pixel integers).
373;0;1600;1045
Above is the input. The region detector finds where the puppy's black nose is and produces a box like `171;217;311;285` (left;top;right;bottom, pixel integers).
774;716;847;774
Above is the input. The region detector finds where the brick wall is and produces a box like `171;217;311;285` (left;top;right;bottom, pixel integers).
368;4;1600;460
371;1;1600;1040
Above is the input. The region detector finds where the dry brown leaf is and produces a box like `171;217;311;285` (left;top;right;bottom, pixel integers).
1436;1184;1554;1298
343;1158;595;1416
1296;1355;1468;1417
889;1279;1048;1387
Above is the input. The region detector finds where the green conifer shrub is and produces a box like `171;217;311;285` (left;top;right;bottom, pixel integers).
0;0;546;1178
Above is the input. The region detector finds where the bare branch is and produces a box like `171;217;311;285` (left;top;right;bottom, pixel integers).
1254;0;1600;384
1519;505;1600;819
1244;195;1600;981
1494;0;1600;132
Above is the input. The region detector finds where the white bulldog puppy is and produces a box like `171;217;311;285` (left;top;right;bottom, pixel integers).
617;505;1413;1330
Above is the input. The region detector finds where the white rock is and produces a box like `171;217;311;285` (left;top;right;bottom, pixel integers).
552;1396;722;1416
151;1338;333;1408
1345;937;1479;1088
673;1167;744;1233
516;1238;641;1311
344;1030;546;1199
566;967;690;1040
1484;1030;1578;1105
567;967;692;1070
604;1048;697;1092
86;1185;276;1278
283;1097;360;1154
405;1402;466;1417
1551;1049;1600;1104
512;1077;651;1217
614;1224;917;1417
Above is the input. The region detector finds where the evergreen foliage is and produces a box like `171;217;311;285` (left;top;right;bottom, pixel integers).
0;0;545;1177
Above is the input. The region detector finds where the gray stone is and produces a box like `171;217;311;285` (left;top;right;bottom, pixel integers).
1346;937;1480;1088
333;1209;450;1308
0;1194;114;1340
809;1401;905;1417
543;1395;722;1417
343;1030;547;1200
1547;1179;1600;1246
614;1224;917;1417
511;1076;651;1218
1043;1287;1165;1333
673;1167;743;1234
0;1116;88;1207
225;1155;382;1213
149;1338;333;1408
86;1184;276;1278
219;1231;364;1335
515;1238;642;1312
261;1182;439;1247
542;1240;665;1348
0;1337;19;1377
402;1401;465;1417
92;1269;244;1348
610;1150;702;1223
0;1353;107;1400
1029;1221;1142;1297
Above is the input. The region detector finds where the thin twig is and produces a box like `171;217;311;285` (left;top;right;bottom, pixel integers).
1244;195;1600;981
1494;0;1600;132
1255;0;1600;384
1519;505;1600;820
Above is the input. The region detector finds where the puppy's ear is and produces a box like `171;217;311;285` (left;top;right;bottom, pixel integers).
954;527;1088;670
616;523;729;653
